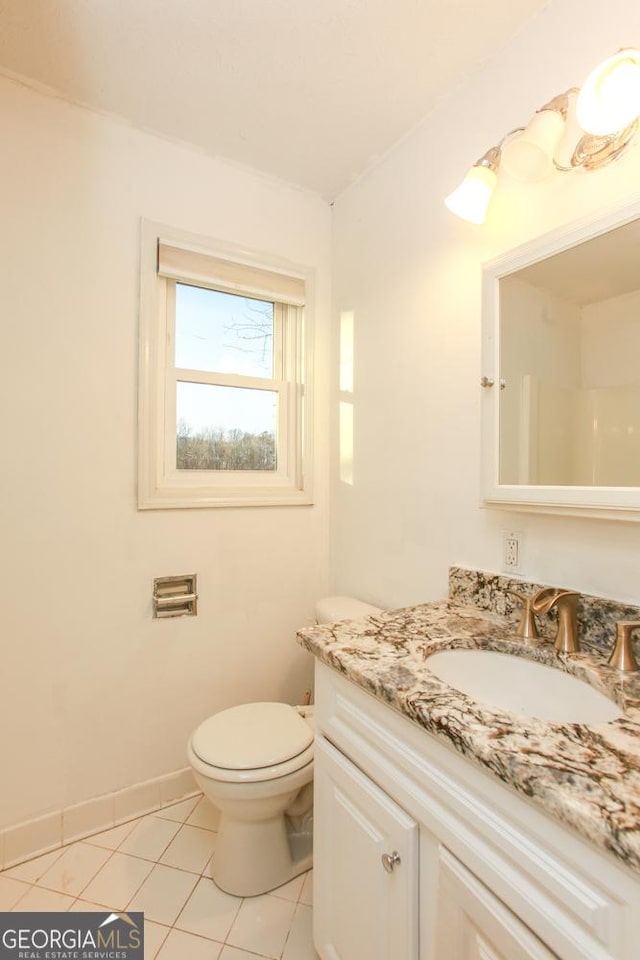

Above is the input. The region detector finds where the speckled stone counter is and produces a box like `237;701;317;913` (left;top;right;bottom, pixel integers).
297;588;640;875
449;565;640;659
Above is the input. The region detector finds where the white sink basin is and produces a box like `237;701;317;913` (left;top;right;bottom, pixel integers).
426;649;623;723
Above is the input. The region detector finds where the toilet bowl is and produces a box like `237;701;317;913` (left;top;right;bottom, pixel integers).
187;595;382;897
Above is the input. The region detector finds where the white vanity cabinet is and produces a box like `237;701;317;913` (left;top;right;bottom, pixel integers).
314;737;419;960
313;662;640;960
435;848;556;960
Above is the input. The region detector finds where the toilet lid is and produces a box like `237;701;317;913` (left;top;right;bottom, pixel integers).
191;702;314;770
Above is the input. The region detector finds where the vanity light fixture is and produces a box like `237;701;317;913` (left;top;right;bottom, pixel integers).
501;93;569;181
444;130;527;224
444;145;501;225
577;48;640;134
446;48;640;224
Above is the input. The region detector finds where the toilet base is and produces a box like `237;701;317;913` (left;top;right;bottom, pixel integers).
211;808;313;897
187;711;314;898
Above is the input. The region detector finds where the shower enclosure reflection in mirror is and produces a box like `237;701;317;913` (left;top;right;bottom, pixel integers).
481;198;640;520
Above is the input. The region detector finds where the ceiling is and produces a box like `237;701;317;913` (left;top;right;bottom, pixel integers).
0;0;549;199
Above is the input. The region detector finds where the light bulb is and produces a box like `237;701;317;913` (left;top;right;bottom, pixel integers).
577;49;640;135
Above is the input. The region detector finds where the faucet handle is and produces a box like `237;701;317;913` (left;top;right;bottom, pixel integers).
507;589;539;640
531;587;578;614
531;588;580;653
608;621;640;672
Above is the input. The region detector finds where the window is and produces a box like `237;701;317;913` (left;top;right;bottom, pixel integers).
138;222;313;508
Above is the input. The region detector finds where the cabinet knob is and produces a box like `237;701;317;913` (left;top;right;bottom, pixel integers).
381;851;401;873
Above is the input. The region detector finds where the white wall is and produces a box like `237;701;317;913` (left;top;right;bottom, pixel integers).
331;0;640;610
0;77;331;828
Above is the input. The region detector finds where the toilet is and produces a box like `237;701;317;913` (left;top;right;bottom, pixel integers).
187;595;382;897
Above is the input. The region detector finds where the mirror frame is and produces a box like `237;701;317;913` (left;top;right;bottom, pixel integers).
481;197;640;522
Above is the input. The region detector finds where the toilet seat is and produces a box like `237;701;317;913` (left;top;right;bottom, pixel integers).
189;742;314;784
190;702;314;783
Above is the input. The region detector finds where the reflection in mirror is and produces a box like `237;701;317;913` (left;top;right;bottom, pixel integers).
499;218;640;486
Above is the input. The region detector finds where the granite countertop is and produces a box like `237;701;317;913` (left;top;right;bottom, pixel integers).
297;599;640;875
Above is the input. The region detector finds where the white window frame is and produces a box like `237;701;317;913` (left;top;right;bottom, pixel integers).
138;220;314;508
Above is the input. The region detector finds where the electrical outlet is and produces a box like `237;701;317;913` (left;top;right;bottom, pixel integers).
502;531;522;572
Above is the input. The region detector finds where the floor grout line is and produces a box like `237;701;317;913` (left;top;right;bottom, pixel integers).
4;801;315;959
2;844;68;884
40;847;117;901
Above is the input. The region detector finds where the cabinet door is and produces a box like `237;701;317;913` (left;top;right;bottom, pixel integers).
313;737;418;960
436;848;558;960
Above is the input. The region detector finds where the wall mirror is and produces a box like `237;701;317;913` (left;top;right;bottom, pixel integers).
481;199;640;520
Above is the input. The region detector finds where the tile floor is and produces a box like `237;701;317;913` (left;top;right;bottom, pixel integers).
0;795;319;960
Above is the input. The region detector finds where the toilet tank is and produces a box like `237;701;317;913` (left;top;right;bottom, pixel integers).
315;595;383;624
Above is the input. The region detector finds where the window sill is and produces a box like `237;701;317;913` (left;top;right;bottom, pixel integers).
138;486;314;509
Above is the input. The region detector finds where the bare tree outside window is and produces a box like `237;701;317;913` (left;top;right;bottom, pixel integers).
177;420;276;471
175;286;278;471
223;298;274;372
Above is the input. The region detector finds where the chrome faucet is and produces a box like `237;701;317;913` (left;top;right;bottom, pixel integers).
531;588;580;653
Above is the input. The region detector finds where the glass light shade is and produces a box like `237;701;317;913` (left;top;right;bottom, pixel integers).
553;89;583;169
444;165;497;224
576;49;640;134
501;110;565;181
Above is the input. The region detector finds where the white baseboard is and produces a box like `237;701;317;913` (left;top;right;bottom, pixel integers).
0;767;200;870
